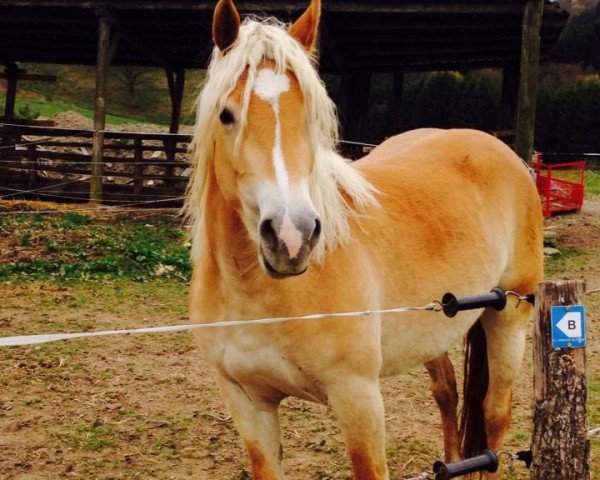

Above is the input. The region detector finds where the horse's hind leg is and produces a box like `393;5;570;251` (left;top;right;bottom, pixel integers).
216;373;283;480
479;300;532;477
424;353;460;462
327;376;389;480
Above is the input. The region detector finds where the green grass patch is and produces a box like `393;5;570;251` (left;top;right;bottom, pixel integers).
0;212;190;283
585;170;600;197
0;93;137;125
544;247;587;277
70;422;116;451
2;63;206;126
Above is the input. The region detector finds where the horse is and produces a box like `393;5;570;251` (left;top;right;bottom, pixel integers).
184;1;543;478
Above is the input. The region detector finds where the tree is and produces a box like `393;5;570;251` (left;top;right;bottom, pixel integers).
552;4;600;70
113;67;147;107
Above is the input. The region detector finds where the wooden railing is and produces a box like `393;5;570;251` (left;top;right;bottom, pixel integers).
0;123;193;205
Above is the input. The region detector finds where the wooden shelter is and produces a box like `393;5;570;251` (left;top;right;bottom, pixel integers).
0;0;568;202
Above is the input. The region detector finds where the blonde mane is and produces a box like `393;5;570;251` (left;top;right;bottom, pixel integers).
184;17;377;263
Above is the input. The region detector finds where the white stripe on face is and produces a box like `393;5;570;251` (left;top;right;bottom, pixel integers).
254;68;306;259
253;68;291;197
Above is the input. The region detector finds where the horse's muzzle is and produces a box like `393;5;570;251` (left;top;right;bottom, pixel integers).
258;215;321;278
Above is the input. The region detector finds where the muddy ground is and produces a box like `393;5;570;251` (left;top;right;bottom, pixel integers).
0;199;599;480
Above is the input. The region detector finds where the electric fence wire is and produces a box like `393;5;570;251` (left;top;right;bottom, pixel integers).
1;186;184;204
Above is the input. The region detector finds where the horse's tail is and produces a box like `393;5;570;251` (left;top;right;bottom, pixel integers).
459;319;489;458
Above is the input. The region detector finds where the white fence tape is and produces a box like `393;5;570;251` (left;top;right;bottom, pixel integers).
0;303;439;347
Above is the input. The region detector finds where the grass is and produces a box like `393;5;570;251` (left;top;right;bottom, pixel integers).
70;422;117;451
0;211;191;283
0;93;139;126
544;247;587;276
0;205;598;479
3;63;206;126
585;170;600;197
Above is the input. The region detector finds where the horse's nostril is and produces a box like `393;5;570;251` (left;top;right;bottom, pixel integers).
313;218;322;242
259;219;278;249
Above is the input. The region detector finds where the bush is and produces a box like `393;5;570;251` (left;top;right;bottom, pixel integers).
361;72;501;142
17;104;41;120
535;75;600;152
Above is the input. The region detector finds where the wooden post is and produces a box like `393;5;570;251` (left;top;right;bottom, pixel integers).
133;138;143;195
90;10;111;204
26;144;38;189
514;0;544;163
392;72;404;134
165;68;185;178
498;63;520;134
531;280;589;480
1;69;57;122
338;71;371;157
3;65;20;121
166;68;185;135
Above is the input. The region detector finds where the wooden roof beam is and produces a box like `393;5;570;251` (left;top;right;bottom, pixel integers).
323;1;524;14
339;59;519;74
339;34;524;45
347;41;557;56
0;72;56;82
345;55;520;69
0;1;531;14
328;16;566;30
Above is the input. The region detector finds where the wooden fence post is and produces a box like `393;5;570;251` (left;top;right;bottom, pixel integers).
531;279;589;480
133;138;143;195
26;144;38;190
514;0;543;163
90;9;111;204
3;65;20;121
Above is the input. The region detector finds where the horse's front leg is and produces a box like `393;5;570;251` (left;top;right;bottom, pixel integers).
216;373;283;480
327;376;389;480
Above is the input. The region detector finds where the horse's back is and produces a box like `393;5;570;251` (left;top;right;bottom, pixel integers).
359;128;528;180
356;128;540;220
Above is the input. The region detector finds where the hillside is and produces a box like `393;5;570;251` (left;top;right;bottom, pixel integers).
1;64;206;127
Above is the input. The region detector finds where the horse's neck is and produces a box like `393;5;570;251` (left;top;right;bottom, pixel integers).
198;170;268;298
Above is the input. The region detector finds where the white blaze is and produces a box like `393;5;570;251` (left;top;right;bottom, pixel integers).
253;68;291;196
254;68;304;259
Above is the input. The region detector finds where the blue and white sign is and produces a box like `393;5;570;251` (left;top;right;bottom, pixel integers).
551;305;586;348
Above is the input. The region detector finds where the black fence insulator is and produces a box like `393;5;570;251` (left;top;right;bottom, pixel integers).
433;449;499;480
524;293;536;304
441;288;507;318
516;450;533;468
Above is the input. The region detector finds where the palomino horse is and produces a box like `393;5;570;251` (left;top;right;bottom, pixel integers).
185;1;543;478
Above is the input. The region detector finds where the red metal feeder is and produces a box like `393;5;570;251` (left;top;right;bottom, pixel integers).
534;153;586;218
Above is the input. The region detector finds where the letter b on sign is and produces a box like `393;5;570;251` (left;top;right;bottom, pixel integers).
550;305;586;349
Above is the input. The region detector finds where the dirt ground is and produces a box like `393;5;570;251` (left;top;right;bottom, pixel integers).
1;199;599;480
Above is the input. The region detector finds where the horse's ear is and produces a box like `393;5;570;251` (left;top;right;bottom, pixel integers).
212;0;240;53
289;0;321;53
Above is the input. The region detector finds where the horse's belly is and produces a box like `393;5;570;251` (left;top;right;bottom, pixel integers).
379;310;479;376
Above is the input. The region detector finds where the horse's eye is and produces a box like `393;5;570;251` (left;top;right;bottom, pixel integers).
219;108;235;125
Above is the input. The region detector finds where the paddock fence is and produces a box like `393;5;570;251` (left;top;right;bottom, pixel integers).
0;123;192;205
2;123;599;208
0;275;597;479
